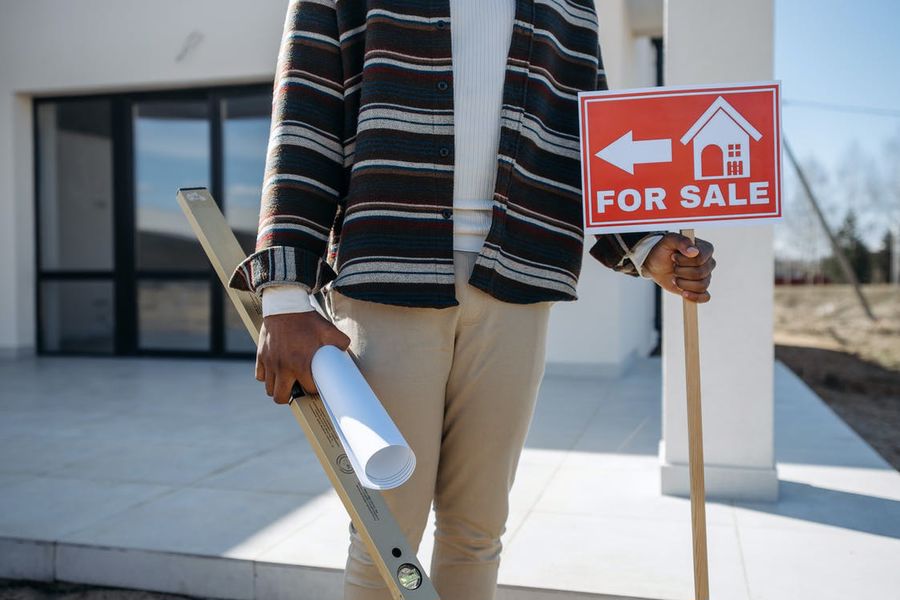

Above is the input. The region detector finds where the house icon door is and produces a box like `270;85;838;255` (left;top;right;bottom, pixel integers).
680;96;762;180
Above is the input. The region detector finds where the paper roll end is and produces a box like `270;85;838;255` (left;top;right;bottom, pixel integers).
365;445;416;489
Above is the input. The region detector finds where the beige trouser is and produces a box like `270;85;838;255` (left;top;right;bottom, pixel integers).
323;250;552;600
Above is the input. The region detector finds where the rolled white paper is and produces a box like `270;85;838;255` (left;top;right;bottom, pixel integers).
309;345;416;490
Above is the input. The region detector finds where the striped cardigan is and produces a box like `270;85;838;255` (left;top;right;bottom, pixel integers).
227;0;667;307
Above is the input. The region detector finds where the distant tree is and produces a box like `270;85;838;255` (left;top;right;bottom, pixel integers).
823;209;873;283
873;229;894;283
781;129;900;285
777;155;829;281
836;143;882;246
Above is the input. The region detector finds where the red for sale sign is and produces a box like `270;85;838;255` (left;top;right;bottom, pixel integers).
578;82;782;233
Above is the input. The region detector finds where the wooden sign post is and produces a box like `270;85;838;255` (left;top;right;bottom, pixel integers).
680;226;709;600
578;82;782;600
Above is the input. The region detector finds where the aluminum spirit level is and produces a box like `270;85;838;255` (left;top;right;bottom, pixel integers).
177;187;439;600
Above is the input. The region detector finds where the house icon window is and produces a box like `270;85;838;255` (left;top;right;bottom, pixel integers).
680;96;762;180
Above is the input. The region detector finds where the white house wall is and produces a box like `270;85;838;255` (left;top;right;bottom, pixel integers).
596;0;662;90
545;0;663;373
0;0;661;370
0;0;285;357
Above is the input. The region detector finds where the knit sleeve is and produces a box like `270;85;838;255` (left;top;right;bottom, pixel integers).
227;0;345;296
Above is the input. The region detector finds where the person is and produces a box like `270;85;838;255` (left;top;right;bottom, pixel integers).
229;1;716;599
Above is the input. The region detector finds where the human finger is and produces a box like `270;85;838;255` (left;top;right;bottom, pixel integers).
675;275;711;293
273;373;293;405
681;289;711;303
674;259;715;280
264;363;276;397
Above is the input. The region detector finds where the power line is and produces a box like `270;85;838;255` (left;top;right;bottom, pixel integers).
784;99;900;118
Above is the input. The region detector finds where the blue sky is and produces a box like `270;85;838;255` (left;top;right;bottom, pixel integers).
776;0;900;168
775;0;900;254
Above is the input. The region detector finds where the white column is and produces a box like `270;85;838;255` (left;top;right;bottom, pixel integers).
0;91;35;357
546;247;657;378
659;0;778;501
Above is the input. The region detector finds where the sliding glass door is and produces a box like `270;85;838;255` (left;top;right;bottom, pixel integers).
36;99;116;354
221;94;271;353
35;84;272;357
134;98;212;352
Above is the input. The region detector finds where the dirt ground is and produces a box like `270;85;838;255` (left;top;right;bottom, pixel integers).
0;581;190;600
774;284;900;470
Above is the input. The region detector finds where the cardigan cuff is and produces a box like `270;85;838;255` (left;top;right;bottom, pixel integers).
227;245;337;298
589;231;668;277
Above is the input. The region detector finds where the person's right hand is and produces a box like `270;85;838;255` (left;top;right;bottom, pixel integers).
256;311;351;403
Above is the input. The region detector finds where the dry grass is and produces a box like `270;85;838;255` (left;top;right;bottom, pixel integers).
774;284;900;371
774;284;900;469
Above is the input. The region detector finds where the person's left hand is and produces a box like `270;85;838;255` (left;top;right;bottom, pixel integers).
642;233;716;303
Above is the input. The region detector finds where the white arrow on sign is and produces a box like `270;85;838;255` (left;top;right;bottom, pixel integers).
596;130;672;174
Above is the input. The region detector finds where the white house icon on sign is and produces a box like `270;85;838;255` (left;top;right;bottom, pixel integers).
680;96;762;180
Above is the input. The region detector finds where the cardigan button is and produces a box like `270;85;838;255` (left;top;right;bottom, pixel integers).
439;146;450;157
436;19;447;29
436;80;449;92
441;208;452;219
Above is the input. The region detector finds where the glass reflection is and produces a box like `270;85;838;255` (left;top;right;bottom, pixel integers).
38;101;114;271
138;280;210;351
134;100;210;271
223;93;271;353
40;280;115;353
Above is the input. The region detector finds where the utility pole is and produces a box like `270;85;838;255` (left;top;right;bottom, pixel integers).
783;138;877;321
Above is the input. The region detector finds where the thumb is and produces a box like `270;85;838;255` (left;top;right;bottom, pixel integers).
668;233;699;258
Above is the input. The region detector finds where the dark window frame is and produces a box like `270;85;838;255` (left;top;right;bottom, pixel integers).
33;82;271;359
651;35;664;357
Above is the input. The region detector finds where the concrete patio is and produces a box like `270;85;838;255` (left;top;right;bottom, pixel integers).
0;355;898;600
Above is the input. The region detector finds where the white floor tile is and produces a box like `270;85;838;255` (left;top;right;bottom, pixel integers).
0;477;173;540
255;492;353;569
499;511;749;600
1;355;897;600
195;442;332;494
45;441;265;486
738;522;900;600
60;487;327;559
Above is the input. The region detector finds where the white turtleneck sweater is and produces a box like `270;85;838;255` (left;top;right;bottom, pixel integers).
446;0;514;252
261;0;661;316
